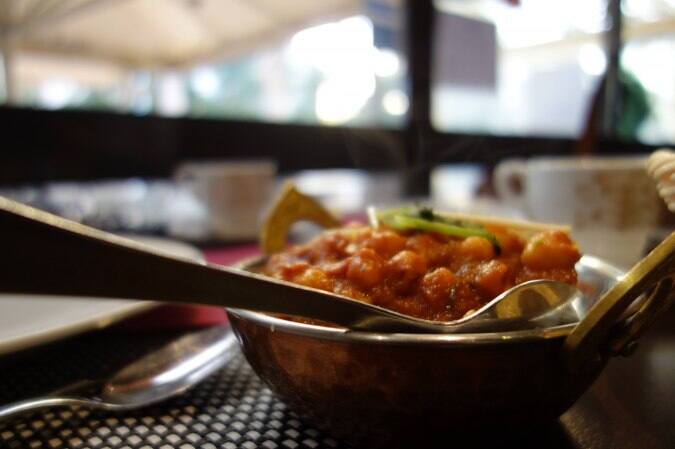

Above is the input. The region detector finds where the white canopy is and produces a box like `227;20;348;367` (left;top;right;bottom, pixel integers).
0;0;361;99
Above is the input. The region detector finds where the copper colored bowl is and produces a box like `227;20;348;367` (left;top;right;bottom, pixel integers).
228;256;623;448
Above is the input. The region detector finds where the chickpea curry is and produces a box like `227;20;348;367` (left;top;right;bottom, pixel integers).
264;208;581;321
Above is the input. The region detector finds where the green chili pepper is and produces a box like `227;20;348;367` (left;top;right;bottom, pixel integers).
375;208;501;255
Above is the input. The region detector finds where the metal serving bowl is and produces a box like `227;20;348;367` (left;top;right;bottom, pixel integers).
227;255;624;448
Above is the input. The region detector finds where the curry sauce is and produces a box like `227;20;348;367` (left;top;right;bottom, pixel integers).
264;224;580;321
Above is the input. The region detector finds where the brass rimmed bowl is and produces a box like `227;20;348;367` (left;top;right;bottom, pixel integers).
227;255;623;448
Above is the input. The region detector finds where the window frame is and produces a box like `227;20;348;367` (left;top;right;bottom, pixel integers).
0;0;664;193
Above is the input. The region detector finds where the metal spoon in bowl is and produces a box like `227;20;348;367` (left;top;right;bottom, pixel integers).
0;196;669;334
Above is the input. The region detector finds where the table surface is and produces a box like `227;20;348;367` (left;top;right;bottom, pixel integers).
1;305;673;449
1;240;674;449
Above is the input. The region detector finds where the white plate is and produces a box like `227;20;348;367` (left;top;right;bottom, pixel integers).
0;236;203;356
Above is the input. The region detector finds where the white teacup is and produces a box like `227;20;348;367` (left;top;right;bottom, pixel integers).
494;156;661;268
175;160;276;240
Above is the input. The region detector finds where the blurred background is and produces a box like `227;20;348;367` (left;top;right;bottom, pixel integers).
0;0;673;248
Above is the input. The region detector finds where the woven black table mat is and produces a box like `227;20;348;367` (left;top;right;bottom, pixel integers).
0;326;628;449
0;328;348;449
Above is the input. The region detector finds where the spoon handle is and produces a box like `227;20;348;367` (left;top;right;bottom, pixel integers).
0;327;237;421
0;197;412;331
0;397;101;421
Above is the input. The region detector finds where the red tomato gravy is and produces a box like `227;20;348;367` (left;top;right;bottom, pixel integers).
264;225;581;321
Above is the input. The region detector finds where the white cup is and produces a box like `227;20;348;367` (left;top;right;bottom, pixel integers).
494;156;661;268
175;160;276;240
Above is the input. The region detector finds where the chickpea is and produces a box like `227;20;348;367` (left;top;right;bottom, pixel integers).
474;260;509;298
458;236;495;261
294;267;332;291
266;254;310;281
335;283;371;302
320;259;348;277
387;250;428;293
406;233;451;266
521;230;581;270
346;247;385;289
302;231;348;261
421;267;456;304
363;229;406;259
486;225;524;255
389;250;428;276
